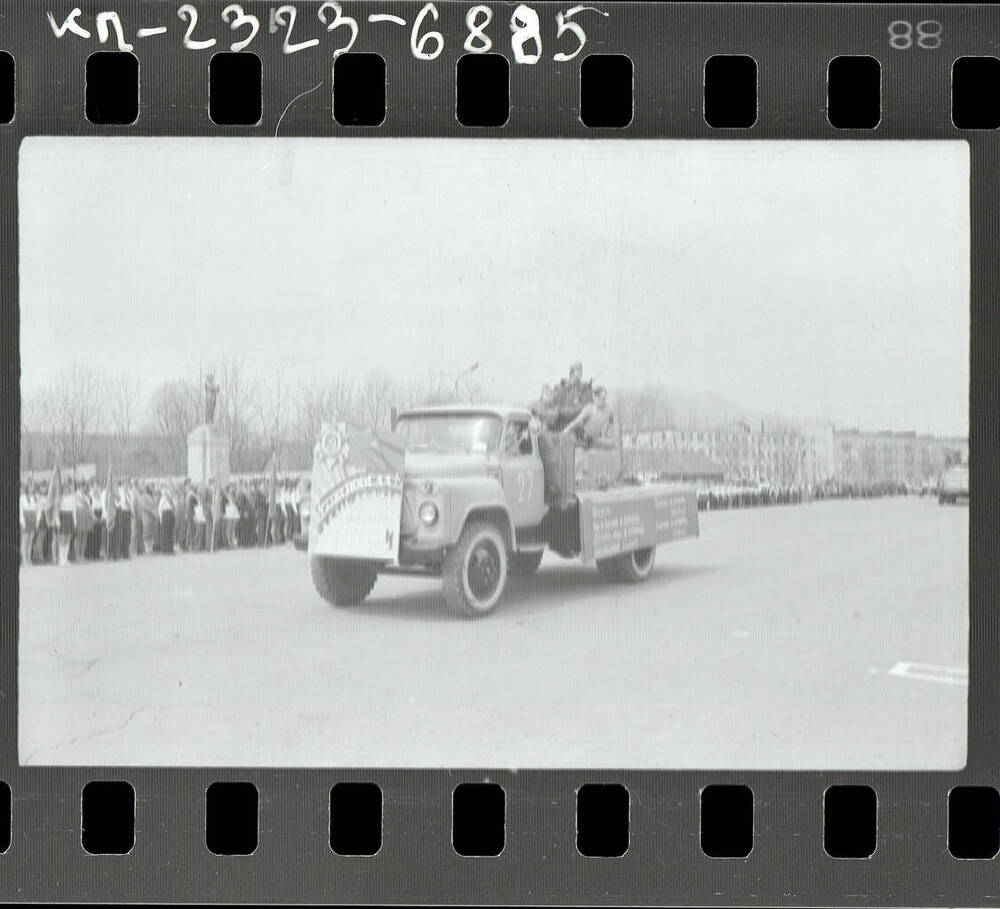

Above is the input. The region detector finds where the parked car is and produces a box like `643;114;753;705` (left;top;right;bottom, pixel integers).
938;465;969;505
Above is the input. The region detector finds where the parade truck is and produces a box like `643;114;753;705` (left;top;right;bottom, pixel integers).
307;405;699;617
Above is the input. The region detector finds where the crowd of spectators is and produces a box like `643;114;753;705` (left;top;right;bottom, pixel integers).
695;479;917;512
18;457;934;566
19;472;310;566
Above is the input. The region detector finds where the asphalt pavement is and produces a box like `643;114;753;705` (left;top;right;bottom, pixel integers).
18;496;968;769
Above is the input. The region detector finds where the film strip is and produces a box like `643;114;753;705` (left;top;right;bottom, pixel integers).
0;1;997;905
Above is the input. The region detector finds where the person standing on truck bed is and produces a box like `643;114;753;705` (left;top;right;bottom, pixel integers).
551;361;594;431
562;386;617;449
531;383;561;430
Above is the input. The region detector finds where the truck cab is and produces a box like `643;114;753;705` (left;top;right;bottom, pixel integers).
393;405;547;570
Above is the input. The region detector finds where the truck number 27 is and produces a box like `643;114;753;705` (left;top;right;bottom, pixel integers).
516;471;534;503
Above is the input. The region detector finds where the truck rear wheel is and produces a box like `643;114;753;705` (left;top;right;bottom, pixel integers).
618;546;656;582
596;556;622;582
510;550;544;577
311;556;378;607
597;547;656;583
443;520;508;617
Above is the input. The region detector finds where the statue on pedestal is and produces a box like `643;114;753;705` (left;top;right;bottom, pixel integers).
204;373;220;425
189;373;230;486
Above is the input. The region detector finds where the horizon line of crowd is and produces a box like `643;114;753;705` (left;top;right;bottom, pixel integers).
695;478;920;511
19;473;311;566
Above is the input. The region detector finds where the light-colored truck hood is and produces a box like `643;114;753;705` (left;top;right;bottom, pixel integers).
403;452;492;480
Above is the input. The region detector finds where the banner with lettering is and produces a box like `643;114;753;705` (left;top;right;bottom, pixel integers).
308;422;404;561
576;484;699;562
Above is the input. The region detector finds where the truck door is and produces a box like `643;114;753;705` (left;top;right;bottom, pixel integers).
500;419;547;528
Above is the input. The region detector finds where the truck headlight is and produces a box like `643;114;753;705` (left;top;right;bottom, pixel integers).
418;502;438;526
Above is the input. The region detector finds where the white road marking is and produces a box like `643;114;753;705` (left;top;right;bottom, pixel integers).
888;661;968;685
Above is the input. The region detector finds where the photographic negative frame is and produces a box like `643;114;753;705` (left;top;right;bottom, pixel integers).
1;1;997;904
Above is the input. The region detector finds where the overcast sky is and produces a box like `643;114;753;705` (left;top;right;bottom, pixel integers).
19;137;969;436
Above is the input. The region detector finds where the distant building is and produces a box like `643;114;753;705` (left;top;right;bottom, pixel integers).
20;431;313;480
630;449;725;485
626;420;833;487
625;419;965;487
20;431;184;479
834;428;967;486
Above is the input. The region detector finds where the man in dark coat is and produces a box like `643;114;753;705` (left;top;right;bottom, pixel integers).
236;483;254;546
253;482;268;546
530;384;561;431
551;361;594;431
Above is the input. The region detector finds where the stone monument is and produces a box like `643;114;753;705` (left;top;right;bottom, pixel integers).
187;373;231;485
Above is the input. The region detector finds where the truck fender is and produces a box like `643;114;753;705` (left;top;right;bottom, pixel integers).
457;504;516;552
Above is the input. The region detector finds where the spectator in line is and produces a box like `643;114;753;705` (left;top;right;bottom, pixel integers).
191;492;207;552
19;482;35;565
223;487;240;549
158;485;175;554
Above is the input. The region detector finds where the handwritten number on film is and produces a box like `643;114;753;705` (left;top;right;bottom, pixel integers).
222;4;259;52
464;5;492;53
318;3;358;59
177;4;215;49
46;4;608;62
411;4;444;61
888;20;942;50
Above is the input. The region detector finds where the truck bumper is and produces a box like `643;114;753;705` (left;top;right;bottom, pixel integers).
398;538;446;568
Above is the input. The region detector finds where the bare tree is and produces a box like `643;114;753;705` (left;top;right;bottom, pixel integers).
356;371;398;429
49;362;107;468
408;372;458;407
147;378;200;466
614;385;676;452
108;374;143;459
19;387;50;474
212;357;261;471
256;367;291;468
293;375;357;441
405;368;496;408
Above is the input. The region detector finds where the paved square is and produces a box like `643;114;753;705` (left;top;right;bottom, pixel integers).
19;497;967;768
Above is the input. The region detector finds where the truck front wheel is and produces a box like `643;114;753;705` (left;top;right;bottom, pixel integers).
443;521;509;616
311;556;378;607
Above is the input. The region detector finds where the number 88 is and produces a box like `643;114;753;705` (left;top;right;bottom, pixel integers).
888;19;942;50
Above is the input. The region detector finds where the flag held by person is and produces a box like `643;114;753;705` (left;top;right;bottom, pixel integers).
268;455;278;515
104;462;116;532
45;461;61;526
209;481;222;552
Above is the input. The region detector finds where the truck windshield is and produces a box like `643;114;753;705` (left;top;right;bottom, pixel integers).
395;414;502;455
